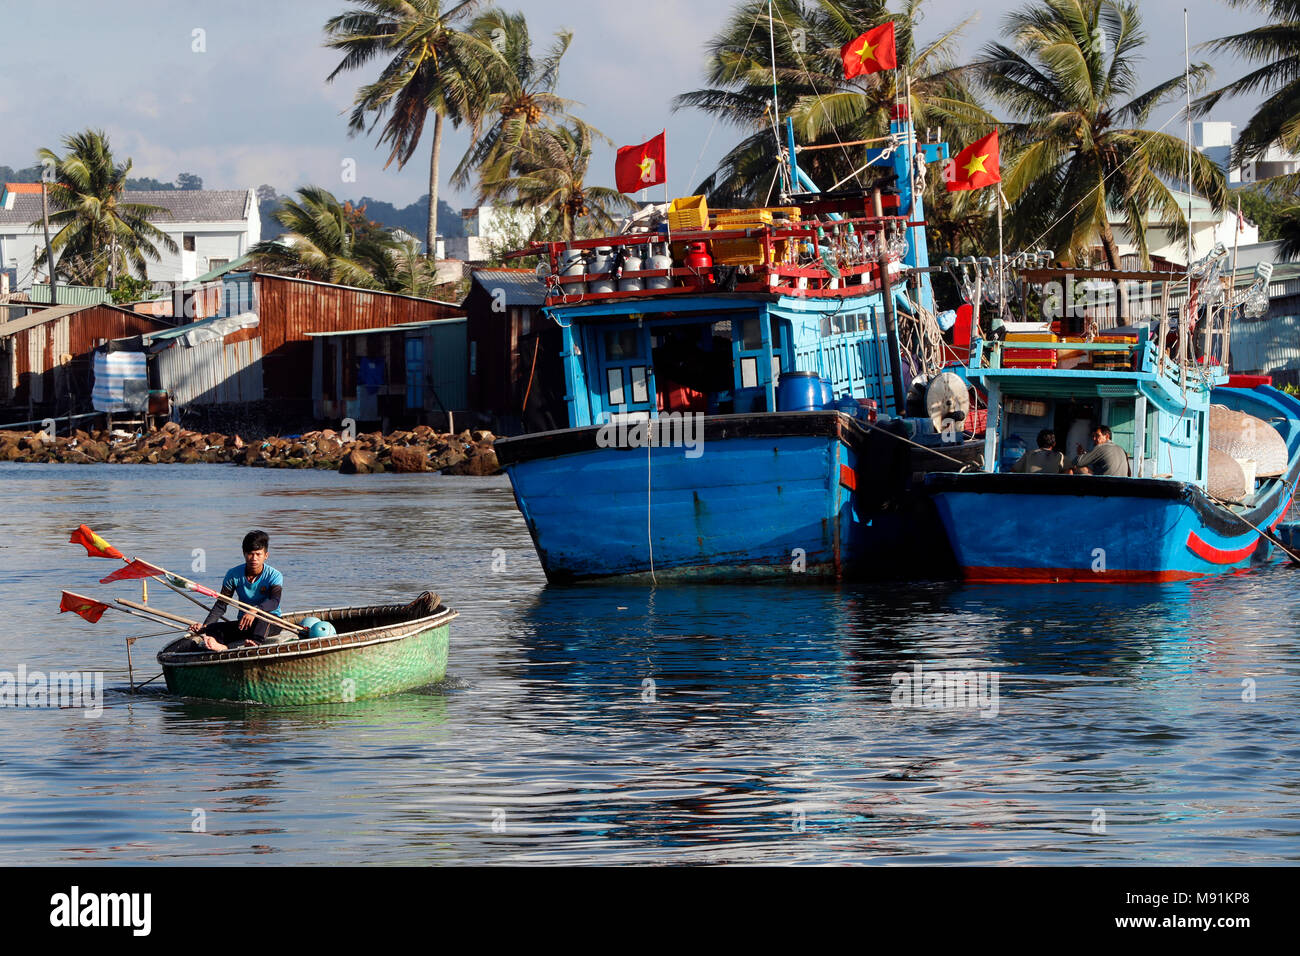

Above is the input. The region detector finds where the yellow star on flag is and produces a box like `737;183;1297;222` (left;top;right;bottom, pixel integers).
855;38;878;62
963;152;989;177
638;157;656;182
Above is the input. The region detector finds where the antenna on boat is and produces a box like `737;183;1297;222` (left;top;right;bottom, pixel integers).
767;0;791;200
1184;8;1193;271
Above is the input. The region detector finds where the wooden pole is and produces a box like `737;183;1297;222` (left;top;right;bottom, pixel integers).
116;598;200;629
157;568;300;634
125;636;136;693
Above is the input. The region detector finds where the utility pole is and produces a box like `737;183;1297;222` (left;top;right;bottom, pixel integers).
41;178;57;306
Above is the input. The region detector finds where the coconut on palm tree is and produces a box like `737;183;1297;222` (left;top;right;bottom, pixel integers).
674;0;991;205
36;130;178;288
452;9;583;202
324;0;497;257
978;0;1226;268
247;185;401;289
482;122;633;243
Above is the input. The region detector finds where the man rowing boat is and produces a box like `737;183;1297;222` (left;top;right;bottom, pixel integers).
188;530;284;651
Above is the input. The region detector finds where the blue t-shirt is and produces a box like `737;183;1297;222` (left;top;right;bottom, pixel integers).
222;564;284;616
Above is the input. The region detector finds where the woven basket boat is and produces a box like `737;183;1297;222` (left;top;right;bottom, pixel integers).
156;591;455;705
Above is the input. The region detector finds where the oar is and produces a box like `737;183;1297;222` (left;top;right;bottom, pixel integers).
116;598;201;630
155;568;304;636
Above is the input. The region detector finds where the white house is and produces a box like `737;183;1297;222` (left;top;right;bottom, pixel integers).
1109;188;1258;268
445;205;537;262
1195;121;1300;184
0;184;260;291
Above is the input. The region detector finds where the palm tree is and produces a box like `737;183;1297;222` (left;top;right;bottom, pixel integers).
247;185;401;289
451;9;583;201
1196;1;1300;178
978;0;1226;268
482;123;634;242
674;0;992;205
324;0;496;256
36;130;178;288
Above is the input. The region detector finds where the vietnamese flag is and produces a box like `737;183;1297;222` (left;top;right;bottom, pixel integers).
99;559;164;584
945;130;1001;192
841;22;897;78
615;131;667;194
60;591;110;623
69;524;124;560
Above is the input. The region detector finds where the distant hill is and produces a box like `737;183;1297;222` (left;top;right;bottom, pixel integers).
0;165;202;190
255;187;465;245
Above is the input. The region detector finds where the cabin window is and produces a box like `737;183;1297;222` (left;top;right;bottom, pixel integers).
740;318;764;350
607;367;625;406
630;366;649;404
519;311;531;336
604;329;640;360
183;234;196;252
740;356;759;388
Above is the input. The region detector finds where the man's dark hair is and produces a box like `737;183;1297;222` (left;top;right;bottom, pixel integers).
243;530;270;553
1037;429;1056;449
1095;424;1112;439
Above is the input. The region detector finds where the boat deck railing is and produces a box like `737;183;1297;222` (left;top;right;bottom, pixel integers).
514;214;912;306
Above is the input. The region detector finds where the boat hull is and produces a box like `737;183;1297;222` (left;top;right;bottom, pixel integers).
498;412;876;581
926;472;1293;582
158;600;455;704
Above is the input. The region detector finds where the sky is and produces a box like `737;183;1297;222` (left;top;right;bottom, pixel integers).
0;0;1272;211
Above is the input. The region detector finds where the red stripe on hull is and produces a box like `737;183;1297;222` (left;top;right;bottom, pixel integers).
961;566;1203;583
1184;530;1260;564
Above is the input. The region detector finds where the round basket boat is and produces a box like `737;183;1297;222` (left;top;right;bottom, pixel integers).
156;591;455;705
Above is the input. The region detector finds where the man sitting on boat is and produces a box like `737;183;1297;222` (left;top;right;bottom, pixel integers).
1070;425;1130;476
188;530;284;651
1012;430;1065;474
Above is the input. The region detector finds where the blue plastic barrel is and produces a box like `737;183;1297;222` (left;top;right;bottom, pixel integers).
777;372;824;412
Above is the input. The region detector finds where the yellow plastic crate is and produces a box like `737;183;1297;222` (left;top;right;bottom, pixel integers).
668;195;709;232
711;237;766;266
714;208;774;229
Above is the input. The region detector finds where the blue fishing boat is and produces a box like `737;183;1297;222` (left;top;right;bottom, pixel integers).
495;113;982;581
924;260;1300;583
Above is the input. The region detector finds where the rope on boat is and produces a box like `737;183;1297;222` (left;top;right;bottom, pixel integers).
1209;494;1300;565
859;418;979;469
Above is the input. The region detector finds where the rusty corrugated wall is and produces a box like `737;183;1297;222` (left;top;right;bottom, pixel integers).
254;274;462;403
3;306;169;411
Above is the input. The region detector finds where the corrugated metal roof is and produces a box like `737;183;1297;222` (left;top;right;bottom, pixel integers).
0;302;154;337
27;283;112;306
194;254;253;283
1230;314;1300;373
471;269;547;305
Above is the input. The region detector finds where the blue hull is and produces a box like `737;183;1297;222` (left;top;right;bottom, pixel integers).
925;386;1300;583
927;475;1292;582
499;414;865;581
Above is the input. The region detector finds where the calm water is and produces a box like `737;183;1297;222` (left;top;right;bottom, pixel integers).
1;461;1298;865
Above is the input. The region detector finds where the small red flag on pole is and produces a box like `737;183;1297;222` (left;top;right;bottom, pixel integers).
59;591;111;623
99;559;164;584
69;525;125;560
615;131;667;194
841;23;897;79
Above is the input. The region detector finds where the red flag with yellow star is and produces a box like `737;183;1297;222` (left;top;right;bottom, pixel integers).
841;22;897;78
615;131;666;194
60;591;111;623
69;524;124;560
945;130;1001;191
